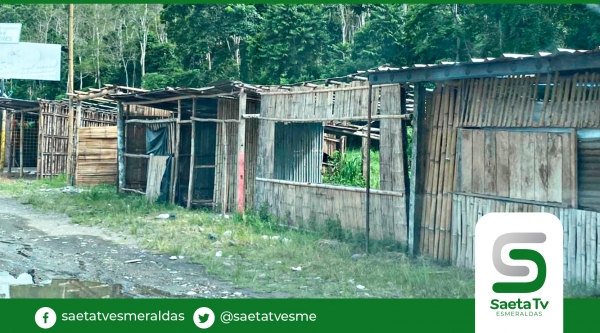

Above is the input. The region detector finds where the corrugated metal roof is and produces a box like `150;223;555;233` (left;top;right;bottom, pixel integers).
366;47;600;76
0;97;39;112
106;81;264;113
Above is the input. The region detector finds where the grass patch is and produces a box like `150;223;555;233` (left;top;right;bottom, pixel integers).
1;176;472;298
323;149;380;189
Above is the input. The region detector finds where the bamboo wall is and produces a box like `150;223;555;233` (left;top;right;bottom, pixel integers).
255;178;407;243
458;129;576;205
456;73;600;128
419;71;600;262
203;99;260;212
260;81;382;120
75;127;117;186
38;101;69;178
452;193;599;286
38;101;118;179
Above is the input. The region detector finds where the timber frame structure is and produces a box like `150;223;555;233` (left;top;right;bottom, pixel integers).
106;81;263;214
252;80;412;252
366;48;600;286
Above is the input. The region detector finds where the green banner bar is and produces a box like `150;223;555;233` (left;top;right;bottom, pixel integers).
2;299;600;332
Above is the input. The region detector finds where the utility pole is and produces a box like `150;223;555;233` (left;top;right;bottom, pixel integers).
68;4;74;94
66;4;75;184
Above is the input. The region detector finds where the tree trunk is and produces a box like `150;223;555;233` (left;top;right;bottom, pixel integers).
339;5;347;44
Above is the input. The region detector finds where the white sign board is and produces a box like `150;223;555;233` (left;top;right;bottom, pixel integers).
0;23;22;43
0;42;61;81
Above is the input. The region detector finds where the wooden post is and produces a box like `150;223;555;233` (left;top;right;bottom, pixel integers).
187;99;196;209
571;128;578;209
19;111;23;178
361;136;368;178
66;99;75;183
236;89;247;215
408;83;427;256
400;85;411;230
1;109;6;171
365;83;373;254
117;102;125;193
7;112;12;174
73;103;82;185
171;100;182;204
340;136;347;160
221;122;228;215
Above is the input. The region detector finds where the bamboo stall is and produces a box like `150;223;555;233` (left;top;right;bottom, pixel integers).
254;81;412;246
105;81;263;213
366;48;600;288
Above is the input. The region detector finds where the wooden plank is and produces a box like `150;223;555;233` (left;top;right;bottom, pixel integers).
547;133;562;203
460;129;473;192
521;133;536;201
561;133;573;206
509;132;522;199
471;130;485;194
534;132;549;202
483;130;497;195
496;131;510;197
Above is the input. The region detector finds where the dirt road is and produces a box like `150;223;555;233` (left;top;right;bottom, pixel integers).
0;198;286;298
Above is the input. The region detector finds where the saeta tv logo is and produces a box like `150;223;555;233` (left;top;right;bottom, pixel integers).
475;213;563;333
492;232;546;294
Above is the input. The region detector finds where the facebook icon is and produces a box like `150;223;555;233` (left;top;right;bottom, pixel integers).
35;307;56;329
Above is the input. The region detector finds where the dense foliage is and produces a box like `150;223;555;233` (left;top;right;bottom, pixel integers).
1;4;600;100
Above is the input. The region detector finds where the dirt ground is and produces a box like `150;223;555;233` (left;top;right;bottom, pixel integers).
0;197;288;299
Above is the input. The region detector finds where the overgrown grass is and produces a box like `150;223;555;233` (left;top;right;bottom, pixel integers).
0;176;476;298
323;149;380;189
1;176;597;297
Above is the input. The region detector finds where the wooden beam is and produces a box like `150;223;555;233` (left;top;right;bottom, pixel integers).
66;99;75;183
117;102;125;193
125;118;177;124
171;100;182;204
365;83;373;254
0;110;6;170
242;114;411;122
571;128;578;208
118;92;232;106
236;89;247;215
187;98;196;209
73;103;82;185
7;112;12;173
124;153;150;159
221;122;228;214
190;117;239;123
256;177;404;197
408;83;426;256
19;112;23;178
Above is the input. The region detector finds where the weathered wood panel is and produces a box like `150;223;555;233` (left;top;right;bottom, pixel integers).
458;129;575;205
255;178;408;244
75;126;117;186
452;193;600;287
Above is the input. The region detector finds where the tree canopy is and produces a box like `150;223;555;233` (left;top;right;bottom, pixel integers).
1;4;600;100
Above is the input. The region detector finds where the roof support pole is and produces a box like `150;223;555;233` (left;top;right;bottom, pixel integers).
236;89;247;216
408;83;426;256
365;83;373;254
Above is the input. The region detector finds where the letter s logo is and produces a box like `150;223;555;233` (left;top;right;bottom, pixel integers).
492;232;547;293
